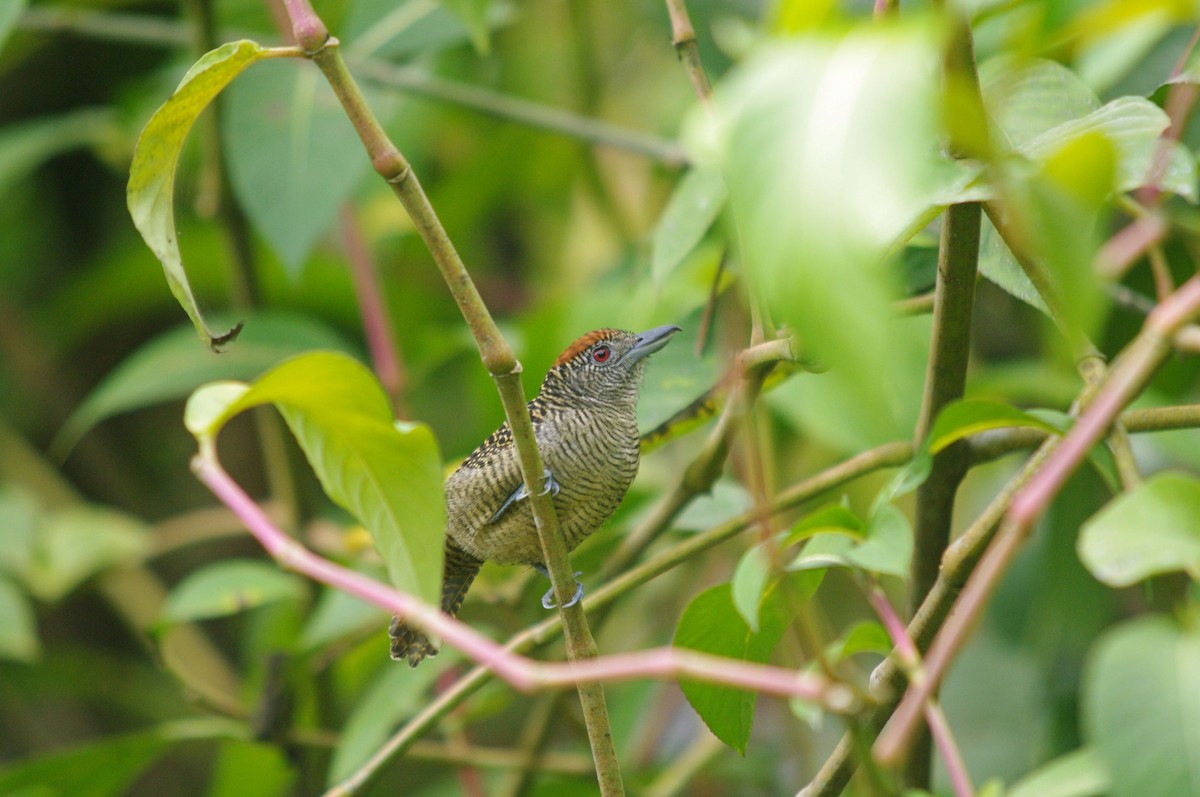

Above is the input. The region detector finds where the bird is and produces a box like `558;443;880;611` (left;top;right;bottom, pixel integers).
389;324;682;667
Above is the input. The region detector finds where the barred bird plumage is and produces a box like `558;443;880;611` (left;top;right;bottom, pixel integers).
389;325;681;667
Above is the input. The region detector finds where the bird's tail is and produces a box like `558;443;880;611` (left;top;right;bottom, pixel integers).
390;540;482;668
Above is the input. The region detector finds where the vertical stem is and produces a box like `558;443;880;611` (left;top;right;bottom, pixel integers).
272;4;625;791
664;0;712;107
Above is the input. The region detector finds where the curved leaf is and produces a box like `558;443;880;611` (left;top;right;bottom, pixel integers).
127;40;281;348
1084;617;1200;797
1078;471;1200;587
651;165;728;284
185;352;445;606
162;560;306;623
674;583;789;754
54;313;360;457
927;399;1062;453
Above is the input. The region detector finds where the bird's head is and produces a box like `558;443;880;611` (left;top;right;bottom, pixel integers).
540;325;682;405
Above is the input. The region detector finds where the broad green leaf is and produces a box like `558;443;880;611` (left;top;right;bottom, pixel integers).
1020;97;1196;202
298;583;386;651
872;451;931;513
826;620;890;662
54;313;360;457
0;718;244;797
1078;471;1200;586
222;59;379;271
846;503;911;578
439;0;493;53
1084;617;1200;797
651;166;728;284
1007;747;1109;797
185;352;445;606
0;577;39;662
0;0;26;56
979;56;1099;150
343;0;512;60
709;24;938;450
328;662;442;784
674;583;790;754
25;506;147;601
0;485;38;580
784;504;866;546
161;560;306;623
787;504;910;578
732;540;824;632
128;40;280;348
0;108;117;200
208;740;295;797
926;399;1062;453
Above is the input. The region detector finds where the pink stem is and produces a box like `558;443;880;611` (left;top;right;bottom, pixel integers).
191;453;852;709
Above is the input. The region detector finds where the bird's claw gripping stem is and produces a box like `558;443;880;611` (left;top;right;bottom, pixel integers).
488;468;559;525
532;564;584;609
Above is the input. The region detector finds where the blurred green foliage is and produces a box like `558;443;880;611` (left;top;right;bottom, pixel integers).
3;0;1200;795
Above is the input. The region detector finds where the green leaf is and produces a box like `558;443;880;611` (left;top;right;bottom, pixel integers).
222;59;376;271
26;506;148;601
1020;97;1196;202
208;740;295;797
0;718;244;797
979;56;1099;150
162;560;306;623
710;24;938;450
1078;471;1200;587
846;503;911;578
731;543;770;632
1007;747;1109;797
784;504;866;545
438;0;494;53
926;399;1062;453
328;662;442;784
0;0;26;56
651;166;728;284
674;583;790;754
0;485;38;580
185;352;445;607
826;620;890;662
343;0;510;61
1084;617;1200;797
872;451;931;513
0;108;117;201
127;40;277;349
54;313;360;456
0;577;39;662
298;584;386;651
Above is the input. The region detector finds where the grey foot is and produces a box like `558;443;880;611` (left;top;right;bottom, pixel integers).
488;468;560;525
532;564;584;609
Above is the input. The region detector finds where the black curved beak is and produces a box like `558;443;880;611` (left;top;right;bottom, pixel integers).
627;325;682;363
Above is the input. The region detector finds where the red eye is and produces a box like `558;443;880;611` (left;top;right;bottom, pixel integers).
591;345;611;363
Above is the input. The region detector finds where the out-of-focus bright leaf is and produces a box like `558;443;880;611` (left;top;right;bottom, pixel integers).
0;485;37;579
343;0;511;60
208;740;295;797
846;503;911;578
708;24;939;451
128;40;281;348
674;583;790;754
651;166;728;284
784;504;865;546
54;313;360;457
0;718;245;797
1084;617;1200;797
1007;747;1109;797
161;560;306;624
1020;97;1195;201
222;59;381;272
25;506;147;601
826;620;890;661
327;661;441;784
185;352;445;607
0;108;117;200
732;539;824;632
438;0;494;53
298;583;386;651
1078;471;1200;586
0;0;26;55
0;577;39;662
872;451;932;511
787;504;911;578
980;56;1099;150
926;399;1062;453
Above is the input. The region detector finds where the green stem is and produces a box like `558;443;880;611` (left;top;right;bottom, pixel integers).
329;441;913;796
274;7;625;790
